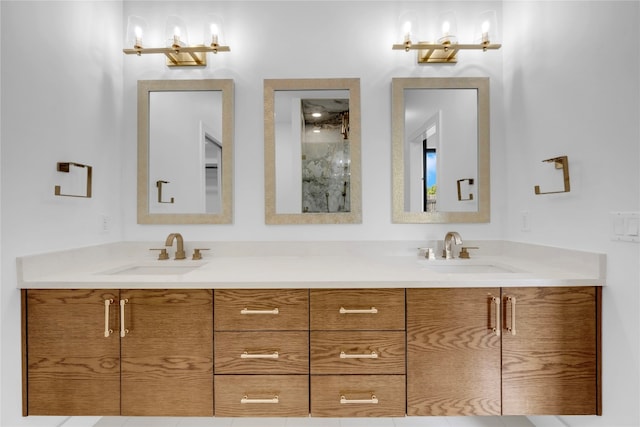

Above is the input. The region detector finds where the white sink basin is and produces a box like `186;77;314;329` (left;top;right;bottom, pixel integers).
418;260;517;274
100;262;206;276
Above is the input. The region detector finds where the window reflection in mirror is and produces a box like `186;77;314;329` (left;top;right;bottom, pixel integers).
265;79;361;225
392;77;490;223
138;79;234;224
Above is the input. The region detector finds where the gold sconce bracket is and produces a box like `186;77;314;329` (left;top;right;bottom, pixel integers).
54;162;92;198
534;156;570;195
456;178;475;201
123;45;230;67
156;180;174;204
392;42;501;64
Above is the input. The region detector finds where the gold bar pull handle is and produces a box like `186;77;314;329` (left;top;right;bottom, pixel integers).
120;299;129;337
456;178;475;201
492;296;501;337
241;395;279;404
534;155;570;195
240;351;279;359
54;162;92;198
340;394;379;404
339;307;378;314
156;180;175;204
240;308;279;315
507;296;517;335
340;351;378;359
104;299;114;337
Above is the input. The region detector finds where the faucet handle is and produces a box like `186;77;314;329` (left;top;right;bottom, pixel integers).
459;247;479;259
192;248;210;260
150;248;169;260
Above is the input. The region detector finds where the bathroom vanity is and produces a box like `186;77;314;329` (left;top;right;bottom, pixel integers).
18;240;604;418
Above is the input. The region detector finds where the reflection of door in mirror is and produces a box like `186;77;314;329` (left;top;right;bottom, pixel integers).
148;90;222;214
274;90;351;214
202;125;222;214
404;88;478;213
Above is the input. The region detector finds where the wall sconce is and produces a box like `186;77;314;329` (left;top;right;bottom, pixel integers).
123;14;230;67
392;10;501;64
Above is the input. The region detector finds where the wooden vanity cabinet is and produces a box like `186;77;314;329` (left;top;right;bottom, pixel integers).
309;289;406;417
213;289;309;417
22;289;214;417
407;286;601;416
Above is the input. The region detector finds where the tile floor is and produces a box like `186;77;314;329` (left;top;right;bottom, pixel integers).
94;416;538;427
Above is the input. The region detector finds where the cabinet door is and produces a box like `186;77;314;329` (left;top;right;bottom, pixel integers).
120;289;213;416
407;288;501;416
25;289;120;415
501;286;600;415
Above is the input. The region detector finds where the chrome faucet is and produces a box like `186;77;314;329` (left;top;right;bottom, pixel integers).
165;233;186;260
443;231;462;259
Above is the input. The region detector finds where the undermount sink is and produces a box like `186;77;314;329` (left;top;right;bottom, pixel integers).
418;260;518;274
100;262;206;276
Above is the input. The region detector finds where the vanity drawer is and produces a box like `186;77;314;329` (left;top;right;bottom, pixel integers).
214;289;308;331
310;289;405;331
215;331;309;374
310;374;406;417
215;375;309;417
310;331;405;375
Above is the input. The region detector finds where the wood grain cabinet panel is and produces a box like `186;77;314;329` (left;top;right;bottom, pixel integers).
501;286;600;415
215;331;309;374
310;289;405;331
310;331;405;375
215;375;309;417
215;289;308;331
120;289;213;416
310;375;406;417
24;289;121;416
407;288;502;416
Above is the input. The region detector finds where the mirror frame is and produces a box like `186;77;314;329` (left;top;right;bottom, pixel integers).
391;77;490;223
137;79;234;224
264;78;362;224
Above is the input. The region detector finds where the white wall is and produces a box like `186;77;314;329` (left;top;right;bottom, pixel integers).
0;1;124;426
503;2;640;426
2;1;638;427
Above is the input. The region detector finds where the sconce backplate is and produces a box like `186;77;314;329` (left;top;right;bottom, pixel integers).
165;51;207;67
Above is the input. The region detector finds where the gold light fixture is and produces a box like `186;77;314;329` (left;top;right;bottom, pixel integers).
123;15;230;67
393;10;501;64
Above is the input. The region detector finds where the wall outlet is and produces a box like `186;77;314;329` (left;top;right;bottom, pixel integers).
101;214;111;233
610;212;639;243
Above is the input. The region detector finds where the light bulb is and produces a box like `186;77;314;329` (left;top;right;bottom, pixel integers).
210;23;219;45
442;21;450;36
403;21;412;43
481;21;490;42
134;26;143;47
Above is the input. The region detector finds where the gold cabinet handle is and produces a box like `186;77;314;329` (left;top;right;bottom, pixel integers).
340;351;378;359
492;296;501;337
120;299;129;337
104;299;114;337
241;395;279;404
240;351;279;359
240;307;279;315
339;307;378;314
507;296;517;335
340;394;378;404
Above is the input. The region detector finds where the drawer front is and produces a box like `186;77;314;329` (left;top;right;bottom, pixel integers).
214;289;308;331
215;331;309;374
215;375;309;417
311;331;405;375
310;289;405;331
310;375;406;417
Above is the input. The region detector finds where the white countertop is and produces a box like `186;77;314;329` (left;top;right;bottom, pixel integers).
17;240;606;289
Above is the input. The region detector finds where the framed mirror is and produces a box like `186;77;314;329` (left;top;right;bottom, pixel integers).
264;78;361;224
138;79;233;224
392;77;490;223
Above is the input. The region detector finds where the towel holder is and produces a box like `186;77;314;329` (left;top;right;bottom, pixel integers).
534;156;570;195
156;180;175;204
456;178;474;201
54;162;92;198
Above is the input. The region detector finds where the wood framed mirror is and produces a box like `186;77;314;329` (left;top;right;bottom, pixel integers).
264;78;362;224
137;79;234;224
392;77;490;223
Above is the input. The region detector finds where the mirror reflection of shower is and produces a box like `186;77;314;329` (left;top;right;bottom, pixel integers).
407;111;440;212
300;98;351;213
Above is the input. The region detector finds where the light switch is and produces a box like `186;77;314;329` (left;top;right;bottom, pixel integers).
611;212;640;243
627;217;639;236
